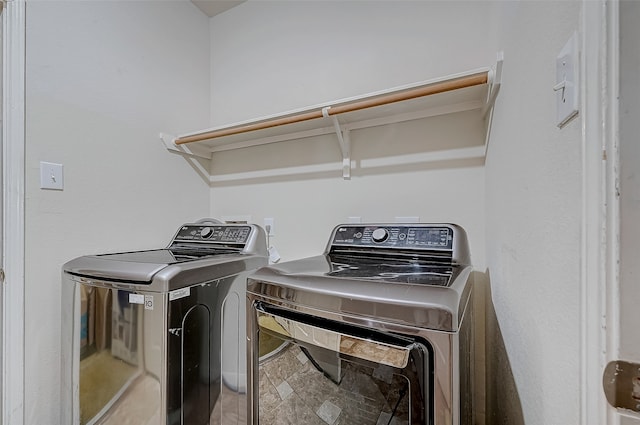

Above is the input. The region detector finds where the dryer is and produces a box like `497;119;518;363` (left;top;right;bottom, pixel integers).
61;220;268;425
247;223;474;425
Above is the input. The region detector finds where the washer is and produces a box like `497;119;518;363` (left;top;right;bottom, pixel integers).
61;220;268;425
247;223;474;425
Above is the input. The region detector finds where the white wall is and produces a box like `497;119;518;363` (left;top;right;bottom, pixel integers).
18;0;587;423
25;1;211;422
0;14;3;122
485;1;582;425
209;0;496;267
211;1;584;425
209;3;495;424
210;1;499;126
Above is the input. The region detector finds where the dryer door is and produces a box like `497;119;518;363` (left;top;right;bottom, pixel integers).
248;303;432;425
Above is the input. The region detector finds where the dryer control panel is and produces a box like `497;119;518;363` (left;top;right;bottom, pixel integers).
331;225;453;250
173;225;251;245
327;223;471;265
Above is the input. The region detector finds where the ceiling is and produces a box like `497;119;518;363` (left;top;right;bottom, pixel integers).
191;0;246;17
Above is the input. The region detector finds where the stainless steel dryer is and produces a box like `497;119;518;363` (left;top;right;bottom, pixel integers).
247;223;474;425
61;220;268;425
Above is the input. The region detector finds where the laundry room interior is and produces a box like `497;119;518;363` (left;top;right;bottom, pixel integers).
7;0;614;424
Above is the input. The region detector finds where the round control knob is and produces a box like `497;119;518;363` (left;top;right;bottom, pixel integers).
200;227;213;238
371;228;389;243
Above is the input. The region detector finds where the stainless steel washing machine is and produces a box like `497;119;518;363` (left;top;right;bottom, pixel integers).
61;220;268;425
247;223;474;425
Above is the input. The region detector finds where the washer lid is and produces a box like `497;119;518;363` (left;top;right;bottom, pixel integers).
63;247;244;284
63;253;170;284
93;247;241;264
62;222;269;287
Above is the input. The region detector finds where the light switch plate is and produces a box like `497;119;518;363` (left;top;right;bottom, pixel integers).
556;31;579;128
40;161;64;190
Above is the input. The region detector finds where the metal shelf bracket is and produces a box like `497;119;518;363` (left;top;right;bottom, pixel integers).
323;107;351;179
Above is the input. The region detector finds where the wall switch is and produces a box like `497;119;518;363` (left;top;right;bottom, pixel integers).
555;31;579;128
264;218;275;236
40;161;64;190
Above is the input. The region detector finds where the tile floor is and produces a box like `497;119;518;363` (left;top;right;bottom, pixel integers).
210;387;246;425
258;343;410;425
98;374;161;425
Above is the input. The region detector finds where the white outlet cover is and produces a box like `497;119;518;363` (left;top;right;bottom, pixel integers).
263;217;275;236
556;31;579;127
40;161;64;190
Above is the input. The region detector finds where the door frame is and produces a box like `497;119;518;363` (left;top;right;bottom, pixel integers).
580;0;621;424
2;0;25;424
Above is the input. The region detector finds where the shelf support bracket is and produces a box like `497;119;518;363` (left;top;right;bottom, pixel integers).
323;107;351;179
160;133;212;160
482;52;504;154
482;52;504;118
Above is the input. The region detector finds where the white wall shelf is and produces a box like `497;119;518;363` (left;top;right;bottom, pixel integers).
162;58;503;180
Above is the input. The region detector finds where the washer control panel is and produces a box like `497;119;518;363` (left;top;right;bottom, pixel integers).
173;225;251;244
331;225;453;250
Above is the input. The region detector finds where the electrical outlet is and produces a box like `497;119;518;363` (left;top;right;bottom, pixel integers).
40;161;64;190
264;218;275;236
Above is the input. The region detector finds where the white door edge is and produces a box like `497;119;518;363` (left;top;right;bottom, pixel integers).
2;1;25;424
580;1;620;425
603;1;622;424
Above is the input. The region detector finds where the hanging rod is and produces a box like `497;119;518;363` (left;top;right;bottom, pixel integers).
174;71;489;146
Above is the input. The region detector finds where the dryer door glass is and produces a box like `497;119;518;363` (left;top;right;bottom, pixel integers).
252;305;431;425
